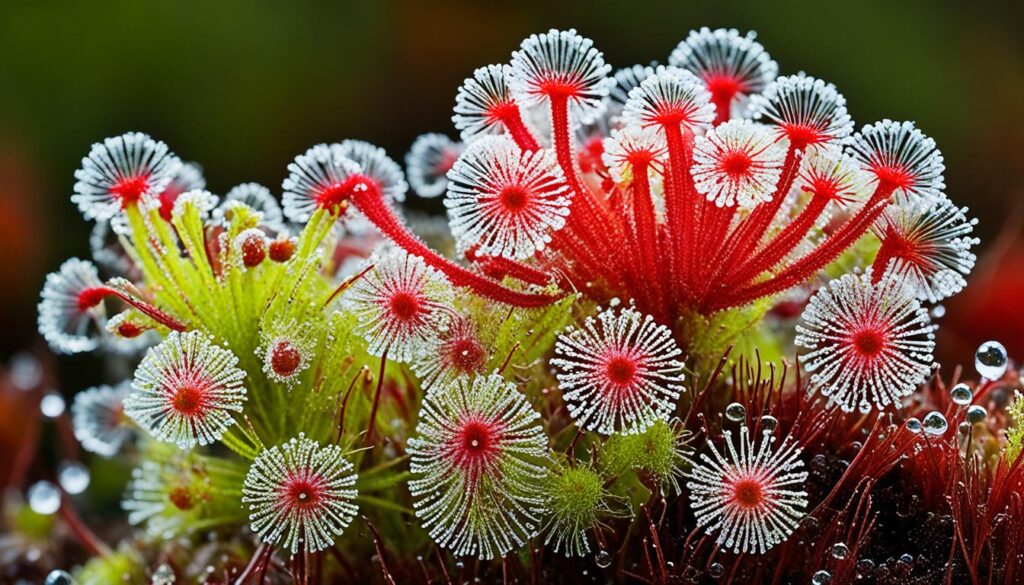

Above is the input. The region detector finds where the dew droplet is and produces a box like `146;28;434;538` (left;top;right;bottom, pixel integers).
58;461;90;495
858;402;872;415
811;570;832;585
966;405;987;424
152;563;175;585
44;570;75;585
898;553;914;564
922;412;948;436
855;558;875;576
595;549;611;568
40;392;66;418
709;562;725;578
9;352;42;390
830;542;849;559
905;418;922;433
975;341;1008;380
28;480;61;515
958;421;971;435
760;415;779;432
725;403;745;422
931;304;946;318
950;383;973;406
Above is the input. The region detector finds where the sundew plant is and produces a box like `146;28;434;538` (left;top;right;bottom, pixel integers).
22;26;1024;585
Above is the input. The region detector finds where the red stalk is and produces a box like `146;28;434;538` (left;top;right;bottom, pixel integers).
364;351;388;446
630;163;667;321
661;122;694;307
723;193;831;289
707;144;801;280
713;183;895;309
547;94;619;277
465;248;553;287
85;285;188;331
498;105;541;152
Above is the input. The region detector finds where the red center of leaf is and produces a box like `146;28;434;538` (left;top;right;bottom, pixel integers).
853;329;886;358
111;175;150;206
500;186;530;213
722;151;753;177
171;385;204;416
285;478;324;509
606;356;637;386
168;486;195;510
271;341;303;378
460;421;493;457
389;292;421;321
732;478;764;509
450;337;486;374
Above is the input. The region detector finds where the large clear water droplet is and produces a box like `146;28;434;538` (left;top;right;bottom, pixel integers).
709;562;725;578
28;480;61;515
40;392;66;418
725;403;746;422
966;405;987;424
44;570;75;585
811;570;832;585
760;415;779;432
950;384;973;406
594;549;611;568
905;418;922;433
58;461;90;495
922;412;948;436
975;341;1008;380
830;542;849;559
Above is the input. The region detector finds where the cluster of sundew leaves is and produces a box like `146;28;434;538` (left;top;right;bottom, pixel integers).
86;177;638;560
35;19;990;579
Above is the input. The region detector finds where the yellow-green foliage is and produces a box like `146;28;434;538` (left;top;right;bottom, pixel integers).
75;547;144;585
600;420;690;493
1005;391;1024;462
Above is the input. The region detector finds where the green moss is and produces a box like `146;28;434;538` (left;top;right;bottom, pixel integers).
542;464;617;556
1005;391;1024;462
601;420;690;493
76;548;145;585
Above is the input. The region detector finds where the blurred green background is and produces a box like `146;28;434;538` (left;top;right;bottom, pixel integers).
1;0;1022;366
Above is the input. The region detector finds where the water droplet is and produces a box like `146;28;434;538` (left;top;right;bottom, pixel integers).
830;542;849;559
931;304;946;318
811;570;832;585
709;562;725;578
58;461;90;495
905;418;922;433
9;352;42;390
958;421;971;435
760;415;779;432
898;553;914;564
950;383;973;406
922;412;948;436
858;402;872;415
28;480;61;515
975;341;1008;380
725;403;745;422
595;550;611;568
44;570;75;585
152;563;175;585
966;405;987;424
40;392;66;418
855;558;875;576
